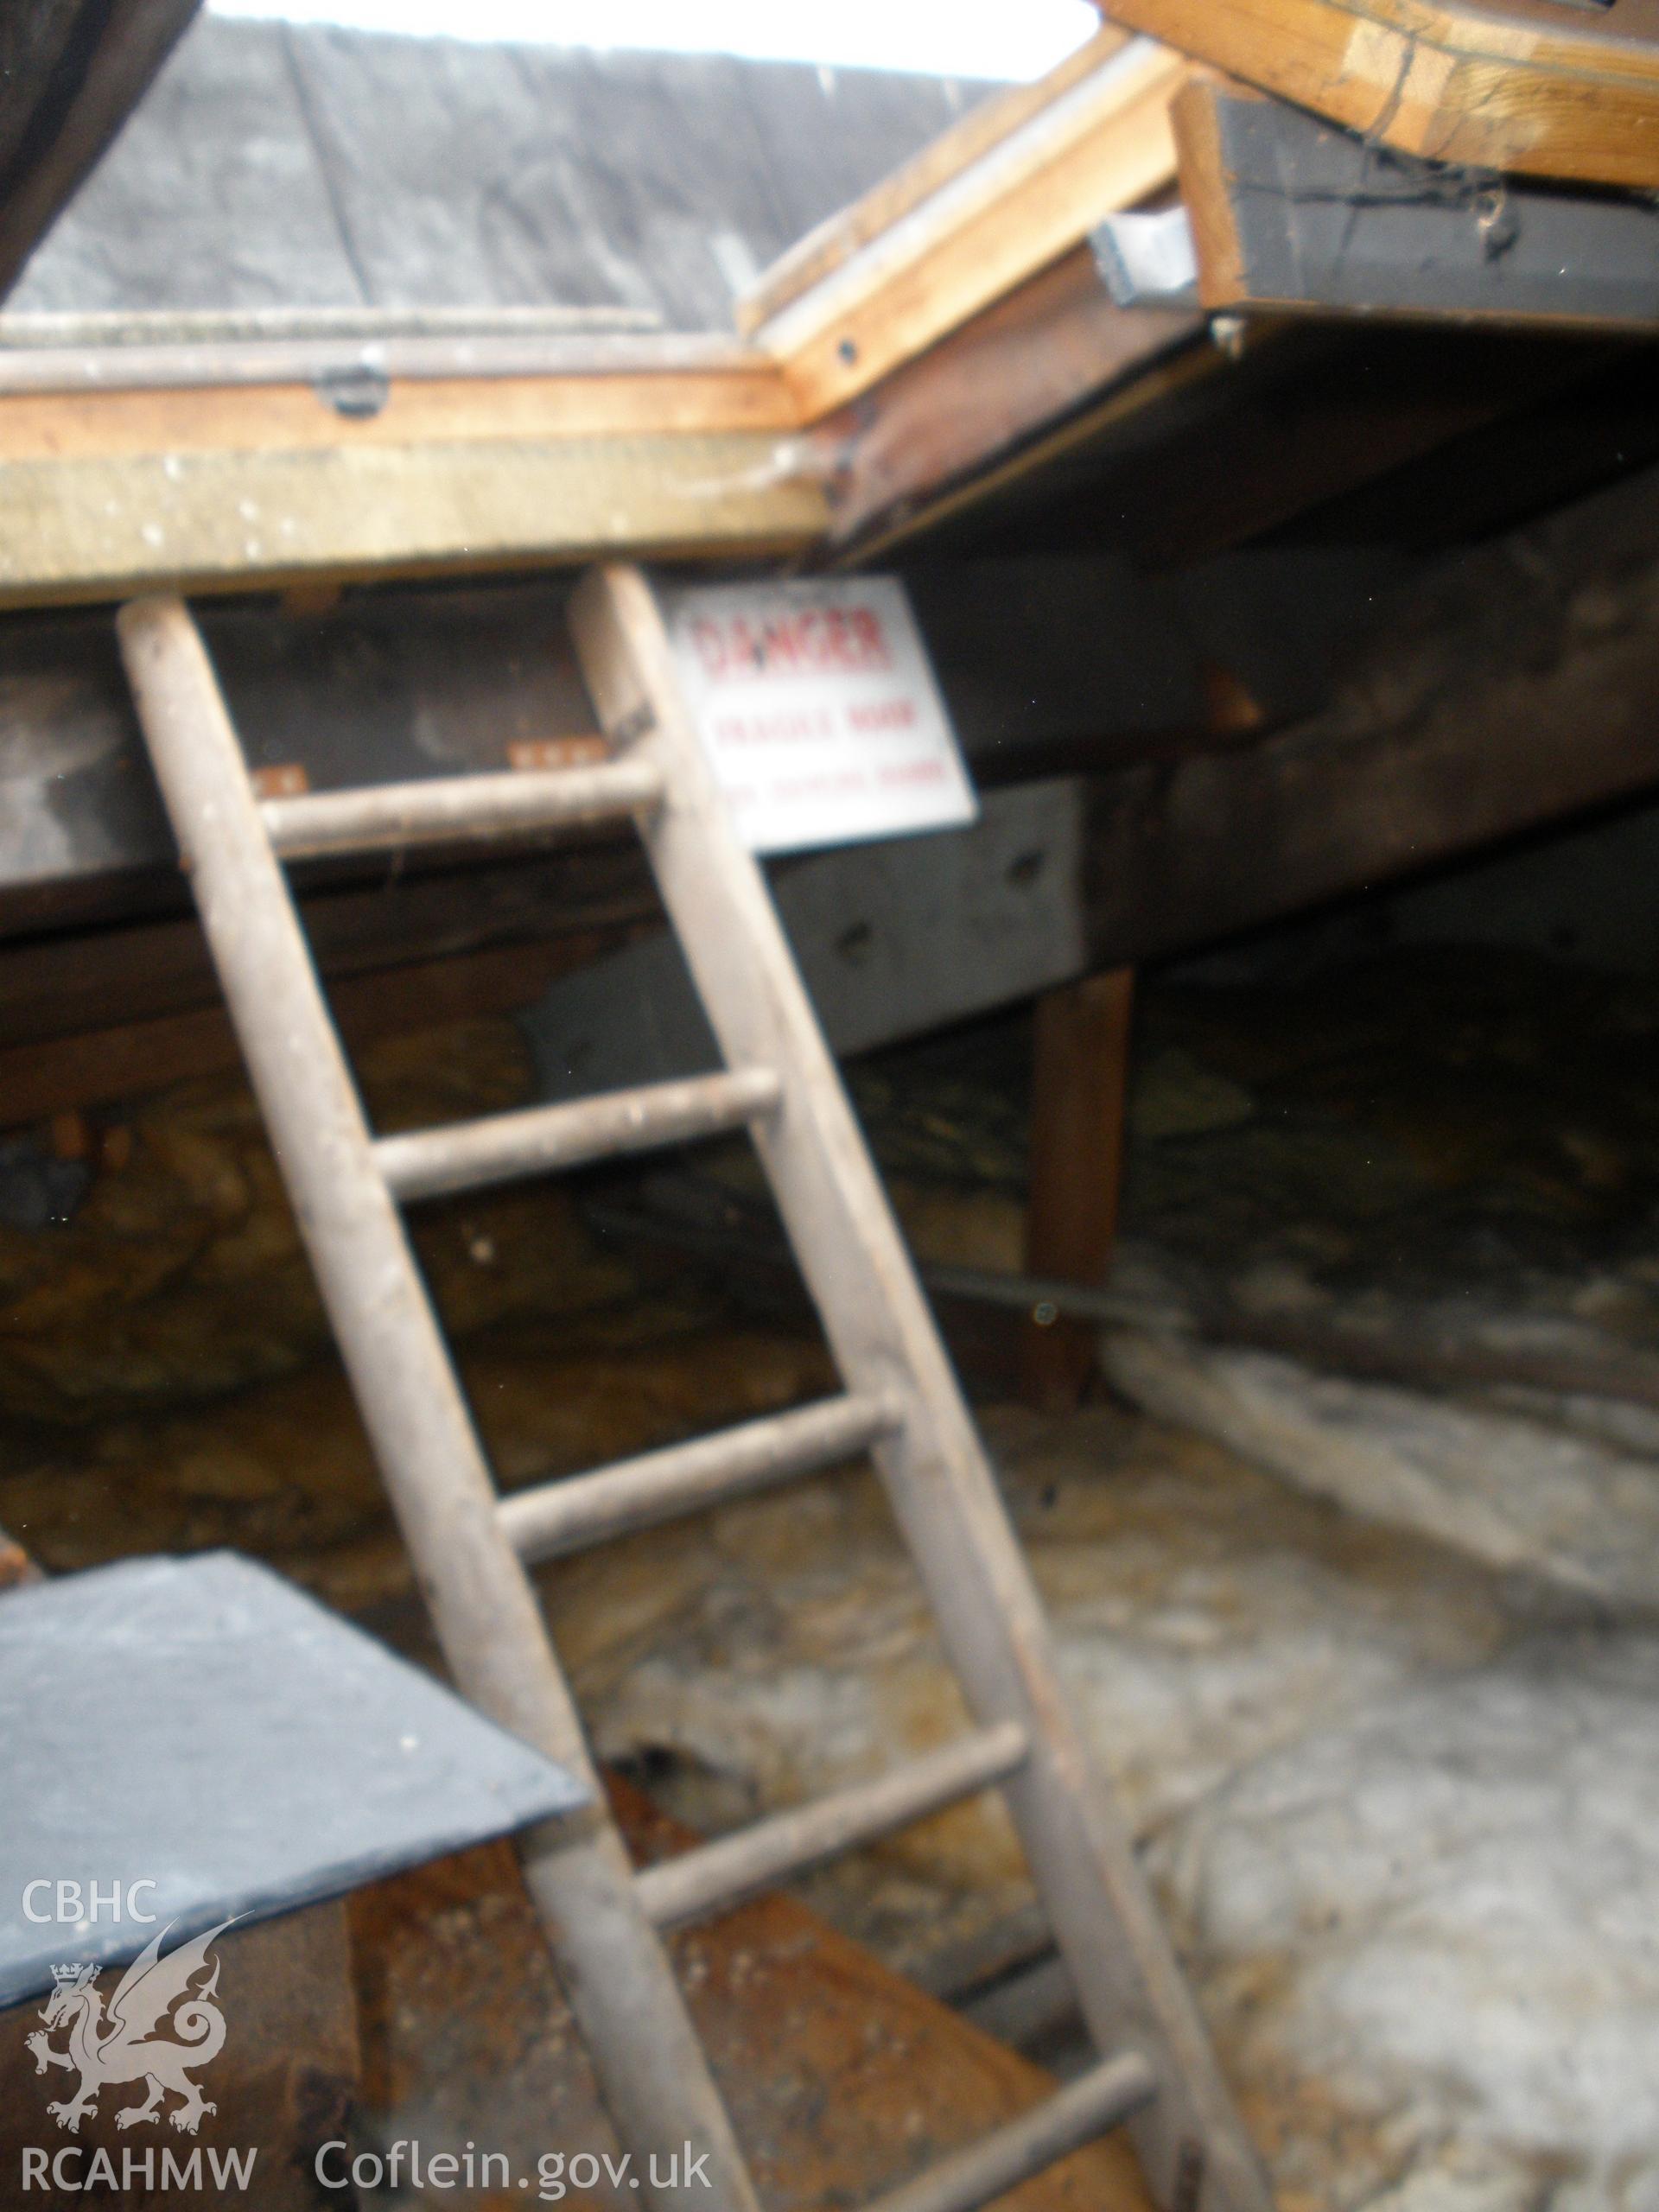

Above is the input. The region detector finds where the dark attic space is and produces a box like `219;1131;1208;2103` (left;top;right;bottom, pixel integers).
10;810;1659;2210
4;5;1659;2212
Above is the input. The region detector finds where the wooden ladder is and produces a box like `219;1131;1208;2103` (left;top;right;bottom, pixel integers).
118;569;1270;2212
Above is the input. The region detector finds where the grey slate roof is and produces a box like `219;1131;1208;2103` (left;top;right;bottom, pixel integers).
10;15;986;331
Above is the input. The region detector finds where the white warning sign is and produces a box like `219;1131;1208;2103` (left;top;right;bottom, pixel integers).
664;576;977;856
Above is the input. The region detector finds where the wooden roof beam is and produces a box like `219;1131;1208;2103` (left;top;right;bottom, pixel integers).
1173;73;1659;330
1095;0;1659;190
738;29;1187;417
810;244;1205;553
0;331;823;607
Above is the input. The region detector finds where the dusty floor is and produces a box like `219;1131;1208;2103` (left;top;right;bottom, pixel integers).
4;946;1659;2211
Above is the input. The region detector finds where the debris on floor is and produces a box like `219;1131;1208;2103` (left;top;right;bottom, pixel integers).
7;944;1659;2209
348;1783;1150;2212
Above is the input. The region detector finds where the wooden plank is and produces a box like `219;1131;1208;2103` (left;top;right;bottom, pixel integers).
0;582;619;924
737;24;1135;330
911;321;1615;572
0;1;199;299
0;934;601;1124
1021;969;1135;1414
816;242;1202;546
26;451;1659;1121
0;863;647;1052
837;326;1231;566
0;433;827;607
353;1787;1155;2212
0;302;667;364
1097;0;1659;189
0;1899;357;2212
0;561;1219;928
0;361;800;462
746;38;1185;417
1080;463;1659;959
1173;75;1659;329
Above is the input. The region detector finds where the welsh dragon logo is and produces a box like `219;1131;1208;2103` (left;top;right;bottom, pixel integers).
26;1920;232;2136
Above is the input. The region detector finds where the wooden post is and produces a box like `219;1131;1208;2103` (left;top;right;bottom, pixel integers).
1021;969;1135;1412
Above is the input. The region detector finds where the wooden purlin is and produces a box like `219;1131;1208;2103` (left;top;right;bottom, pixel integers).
1095;0;1659;189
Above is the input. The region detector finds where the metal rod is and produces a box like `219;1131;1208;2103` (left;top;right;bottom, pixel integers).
117;595;762;2212
260;760;663;859
376;1066;780;1202
923;1261;1154;1328
499;1390;904;1566
860;2054;1159;2212
635;1721;1029;1931
595;1203;1659;1427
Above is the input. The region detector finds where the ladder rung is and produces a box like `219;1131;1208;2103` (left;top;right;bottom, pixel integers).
634;1720;1029;1931
859;2053;1159;2212
260;759;663;858
375;1067;781;1203
499;1389;903;1565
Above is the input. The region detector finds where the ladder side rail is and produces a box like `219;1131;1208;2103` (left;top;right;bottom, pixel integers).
569;563;1271;2212
117;595;763;2212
